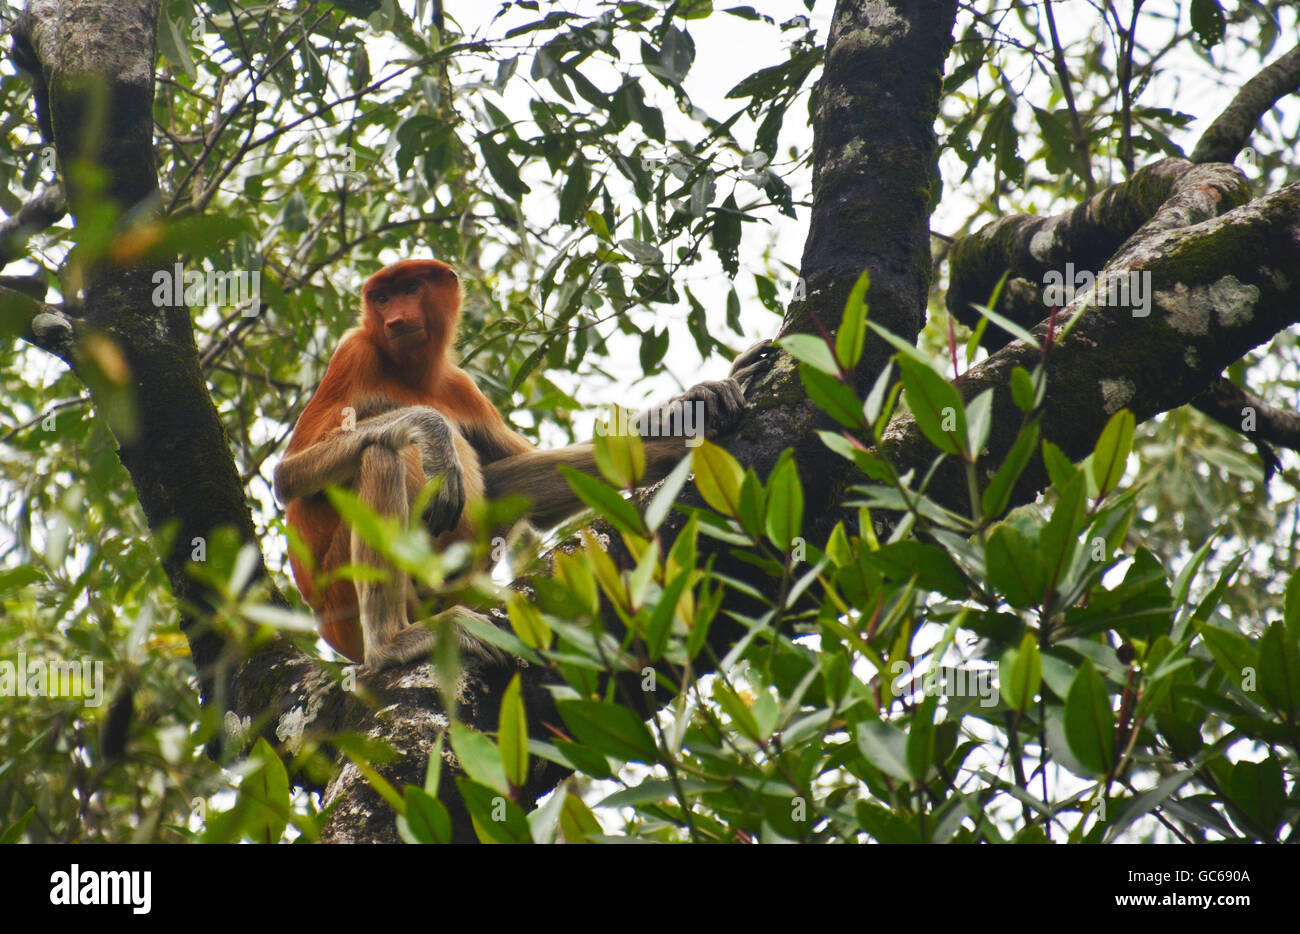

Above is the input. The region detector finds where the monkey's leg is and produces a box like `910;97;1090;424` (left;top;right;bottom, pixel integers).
352;443;436;669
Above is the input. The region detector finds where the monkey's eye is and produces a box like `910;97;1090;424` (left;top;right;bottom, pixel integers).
400;279;420;294
370;292;388;305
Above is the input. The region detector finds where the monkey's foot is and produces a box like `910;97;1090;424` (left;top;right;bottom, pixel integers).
363;611;511;671
363;623;436;671
664;377;748;440
729;340;777;394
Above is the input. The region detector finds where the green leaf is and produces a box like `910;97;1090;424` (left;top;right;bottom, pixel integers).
868;541;969;599
585;210;611;241
1229;758;1284;834
398;787;452;844
507;594;552;650
712;193;742;276
239;738;291;844
855;801;922;843
863;361;895;425
557;700;658;763
692;439;744;517
645;455;694;532
499;674;529;788
800;366;867;429
986;522;1047;608
1064;659;1115;776
558;465;646;536
157;15;197;80
478;134;530;199
449;723;509;795
1196;620;1256;686
765;454;804;552
1285;567;1300;629
0;808;35;844
593;424;646;488
558;792;604;843
836;270;870;369
965;387;995;458
1257;620;1300;716
1041;471;1088;589
855;721;914;783
778;333;839;376
644;568;691;660
969;301;1039;347
1189;0;1226;49
1041;440;1078;490
736;469;766;540
1033;107;1076;175
1104;769;1196;842
558;157;590;224
1000;631;1042;714
896;355;966;457
983;421;1039;518
1010;366;1037;412
712;681;763;743
1091;408;1135;497
458;778;532;843
905;694;939;782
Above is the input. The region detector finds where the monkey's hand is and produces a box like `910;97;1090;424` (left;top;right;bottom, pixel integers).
398;408;467;536
351;406;467;534
420;466;466;536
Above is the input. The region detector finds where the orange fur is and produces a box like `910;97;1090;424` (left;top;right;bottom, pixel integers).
280;260;528;661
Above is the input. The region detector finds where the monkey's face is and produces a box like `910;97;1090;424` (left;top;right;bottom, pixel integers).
363;261;460;362
369;278;429;352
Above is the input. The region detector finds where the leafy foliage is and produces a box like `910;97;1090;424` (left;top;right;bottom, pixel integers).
442;302;1299;843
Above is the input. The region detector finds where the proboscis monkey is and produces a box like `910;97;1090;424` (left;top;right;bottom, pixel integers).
274;259;753;669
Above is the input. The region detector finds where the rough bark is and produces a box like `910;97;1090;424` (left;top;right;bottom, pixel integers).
946;159;1250;348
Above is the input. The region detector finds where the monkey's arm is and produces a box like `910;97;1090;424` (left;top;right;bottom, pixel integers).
273;411;432;504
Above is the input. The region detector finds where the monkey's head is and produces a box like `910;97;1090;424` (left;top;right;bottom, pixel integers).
361;259;460;364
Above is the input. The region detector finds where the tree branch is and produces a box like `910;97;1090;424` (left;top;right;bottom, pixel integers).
1192;377;1300;464
888;182;1300;519
1191;41;1300;165
947;158;1250;348
0;184;65;267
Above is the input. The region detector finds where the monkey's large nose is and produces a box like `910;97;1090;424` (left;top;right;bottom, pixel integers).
385;321;426;341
